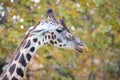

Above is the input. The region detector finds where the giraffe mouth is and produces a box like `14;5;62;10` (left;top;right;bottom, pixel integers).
75;44;88;53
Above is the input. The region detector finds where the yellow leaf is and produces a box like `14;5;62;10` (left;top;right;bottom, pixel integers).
0;28;2;33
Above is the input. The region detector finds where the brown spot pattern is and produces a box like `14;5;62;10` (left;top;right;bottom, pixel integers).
45;35;47;39
57;38;62;43
48;35;50;39
16;67;24;77
33;38;38;43
9;64;16;75
24;40;31;49
2;75;8;80
15;51;20;61
38;41;41;45
50;40;54;45
11;76;18;80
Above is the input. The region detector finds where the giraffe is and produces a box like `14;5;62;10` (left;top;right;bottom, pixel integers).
0;9;88;80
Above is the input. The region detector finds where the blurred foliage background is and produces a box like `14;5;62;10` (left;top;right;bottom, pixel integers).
0;0;120;80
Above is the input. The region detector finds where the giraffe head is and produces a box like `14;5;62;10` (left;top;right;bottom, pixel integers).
29;9;88;53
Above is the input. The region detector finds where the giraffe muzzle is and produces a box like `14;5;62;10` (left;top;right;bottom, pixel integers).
74;41;88;53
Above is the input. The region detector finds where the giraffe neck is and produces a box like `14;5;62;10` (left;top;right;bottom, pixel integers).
0;35;43;80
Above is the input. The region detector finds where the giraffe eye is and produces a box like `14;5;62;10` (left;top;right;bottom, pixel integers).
56;28;65;33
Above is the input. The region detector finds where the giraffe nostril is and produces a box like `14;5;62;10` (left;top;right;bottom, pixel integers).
78;42;84;46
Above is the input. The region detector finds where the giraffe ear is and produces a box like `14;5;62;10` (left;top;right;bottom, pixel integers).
46;8;58;23
59;19;70;33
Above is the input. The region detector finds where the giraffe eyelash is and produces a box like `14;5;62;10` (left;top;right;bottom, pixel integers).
56;28;65;33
